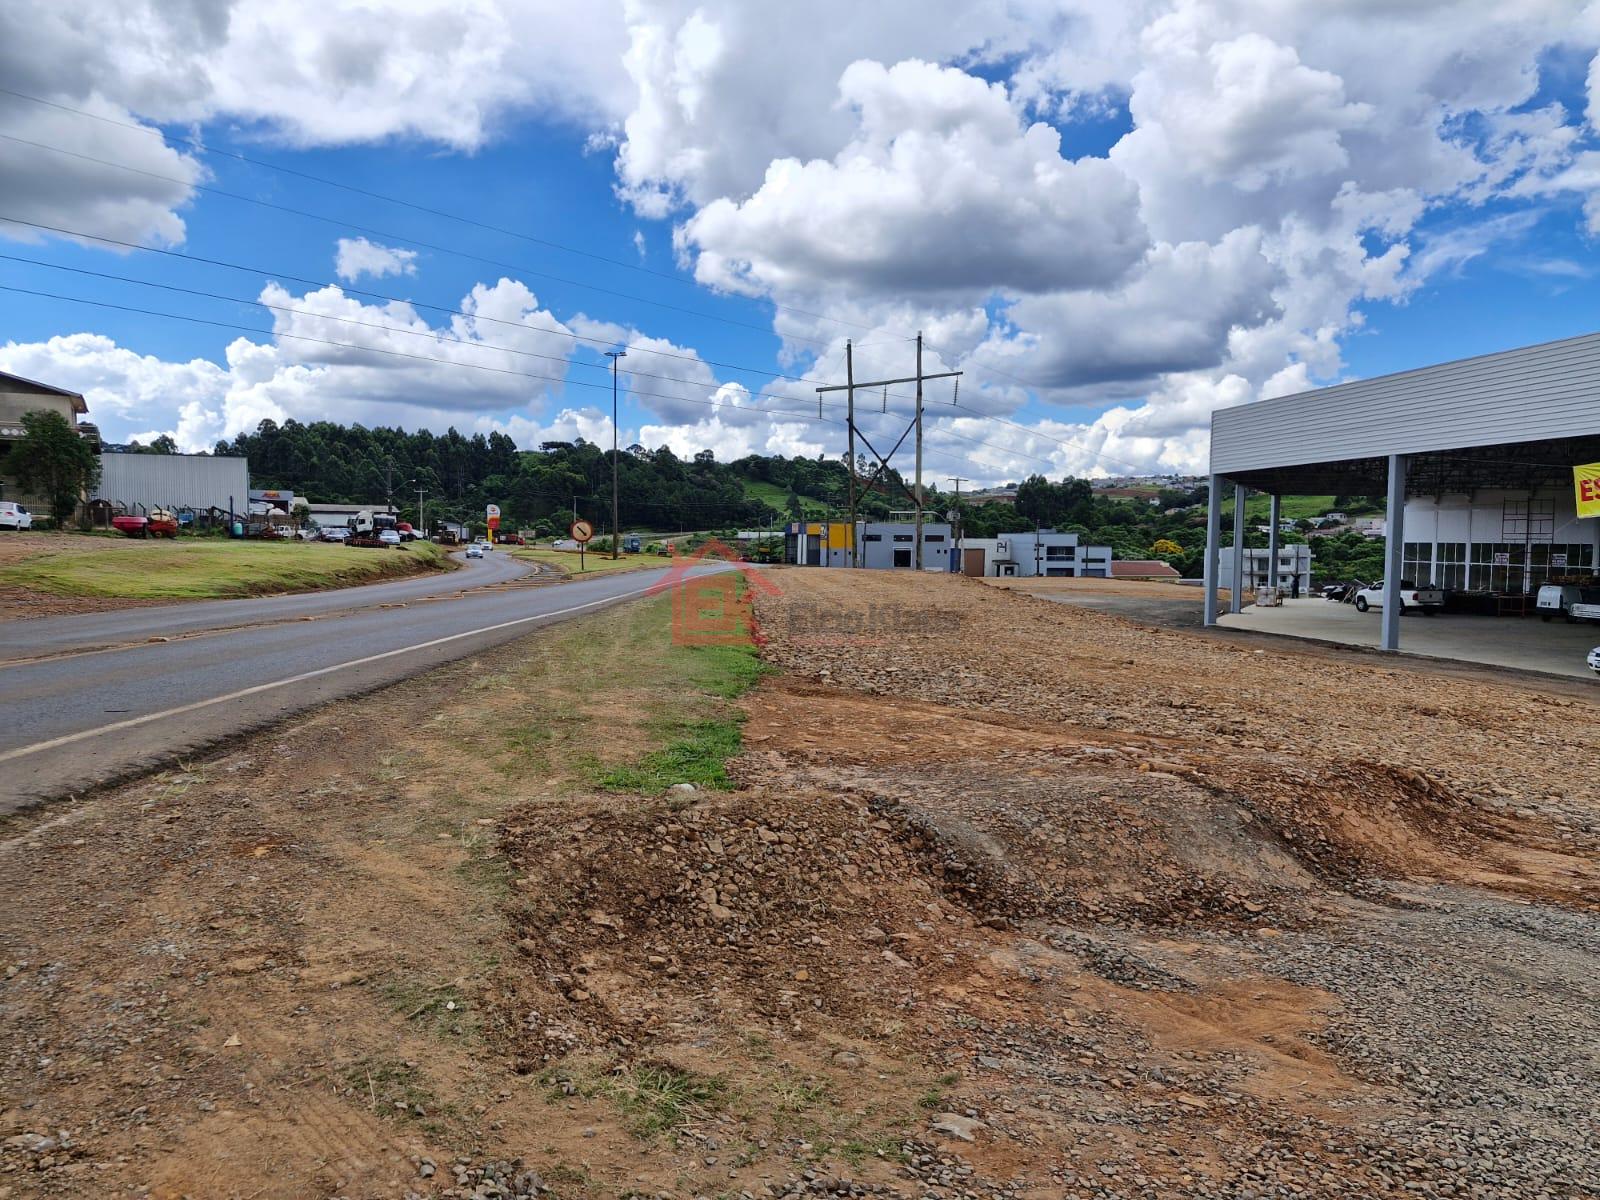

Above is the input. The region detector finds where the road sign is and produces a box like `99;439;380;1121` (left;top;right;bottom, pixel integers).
944;508;958;522
570;519;594;544
486;504;500;518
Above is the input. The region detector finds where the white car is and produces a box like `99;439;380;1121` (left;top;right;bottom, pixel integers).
378;529;402;546
1588;646;1600;676
465;543;484;559
1353;580;1444;615
477;539;493;552
0;501;32;530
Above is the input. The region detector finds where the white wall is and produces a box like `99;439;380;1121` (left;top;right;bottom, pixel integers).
1401;490;1599;589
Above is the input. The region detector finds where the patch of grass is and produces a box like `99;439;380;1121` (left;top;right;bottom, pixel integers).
0;537;448;600
509;546;653;574
542;1061;727;1141
594;715;745;792
378;978;478;1039
609;1063;727;1139
343;1056;456;1132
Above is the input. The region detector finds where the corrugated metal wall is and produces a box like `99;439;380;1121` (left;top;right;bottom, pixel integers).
1212;331;1600;474
93;453;250;513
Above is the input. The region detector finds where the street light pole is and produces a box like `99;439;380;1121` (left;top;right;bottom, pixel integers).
605;348;627;560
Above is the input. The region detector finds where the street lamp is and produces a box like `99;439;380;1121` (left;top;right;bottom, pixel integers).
605;348;626;560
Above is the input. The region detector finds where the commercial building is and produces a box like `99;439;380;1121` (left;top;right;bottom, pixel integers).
1205;331;1600;652
93;451;250;518
857;520;952;570
784;520;954;570
0;370;95;516
955;530;1112;577
1217;545;1313;596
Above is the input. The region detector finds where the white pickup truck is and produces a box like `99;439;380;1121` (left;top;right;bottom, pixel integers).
1352;580;1444;615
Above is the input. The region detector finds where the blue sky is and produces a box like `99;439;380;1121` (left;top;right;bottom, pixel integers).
3;1;1599;482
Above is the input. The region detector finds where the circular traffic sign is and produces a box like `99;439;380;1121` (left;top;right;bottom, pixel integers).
570;519;594;544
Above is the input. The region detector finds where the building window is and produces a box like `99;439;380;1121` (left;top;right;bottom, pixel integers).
1434;542;1466;590
1533;542;1596;586
892;534;913;542
1402;541;1432;586
1470;542;1524;592
923;534;946;543
862;534;882;542
1045;545;1074;559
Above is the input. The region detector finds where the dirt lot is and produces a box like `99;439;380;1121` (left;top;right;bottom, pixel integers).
2;569;1596;1199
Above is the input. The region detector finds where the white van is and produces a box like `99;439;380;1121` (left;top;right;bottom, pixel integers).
0;502;32;530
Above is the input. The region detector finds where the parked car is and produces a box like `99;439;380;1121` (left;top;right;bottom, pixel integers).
0;501;32;530
378;529;402;546
321;527;351;543
465;543;484;559
1353;580;1444;614
1588;646;1600;676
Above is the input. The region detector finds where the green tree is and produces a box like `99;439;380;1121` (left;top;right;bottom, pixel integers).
3;410;100;528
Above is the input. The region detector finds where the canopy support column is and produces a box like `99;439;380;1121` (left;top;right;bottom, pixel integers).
1230;482;1247;613
1267;494;1281;591
1381;453;1408;652
1203;474;1224;626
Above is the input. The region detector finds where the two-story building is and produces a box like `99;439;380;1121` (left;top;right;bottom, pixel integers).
0;370;95;517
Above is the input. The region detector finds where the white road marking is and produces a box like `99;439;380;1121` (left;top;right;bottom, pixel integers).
0;578;671;765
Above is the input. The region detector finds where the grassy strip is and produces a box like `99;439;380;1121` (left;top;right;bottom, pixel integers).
508;546;659;575
0;539;448;599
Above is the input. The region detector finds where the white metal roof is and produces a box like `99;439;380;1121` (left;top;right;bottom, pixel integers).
1211;330;1600;475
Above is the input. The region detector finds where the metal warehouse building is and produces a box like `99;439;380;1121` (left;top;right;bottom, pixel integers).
1203;332;1600;654
93;452;251;517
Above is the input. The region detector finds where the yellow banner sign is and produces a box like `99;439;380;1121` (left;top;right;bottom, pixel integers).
1577;462;1600;519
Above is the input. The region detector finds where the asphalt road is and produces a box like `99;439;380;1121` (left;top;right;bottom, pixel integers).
0;547;538;661
0;556;723;814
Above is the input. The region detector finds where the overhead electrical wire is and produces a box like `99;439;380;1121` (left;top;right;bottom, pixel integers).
0;283;1036;486
0;131;841;349
0;91;1137;434
0;253;1063;469
0;85;881;337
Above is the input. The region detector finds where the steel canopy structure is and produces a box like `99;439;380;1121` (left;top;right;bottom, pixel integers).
1204;331;1600;652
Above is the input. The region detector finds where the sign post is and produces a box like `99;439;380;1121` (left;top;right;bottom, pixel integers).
570;518;594;573
486;503;501;545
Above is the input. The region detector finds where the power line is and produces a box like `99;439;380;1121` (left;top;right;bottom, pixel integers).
0;283;840;427
0;249;1064;470
0;85;886;338
0;131;839;349
0;252;837;403
0;215;824;383
0;94;1155;442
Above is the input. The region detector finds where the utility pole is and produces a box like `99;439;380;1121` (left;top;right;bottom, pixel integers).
409;477;425;538
816;342;960;575
606;348;626;559
948;476;968;575
914;332;924;571
845;340;857;567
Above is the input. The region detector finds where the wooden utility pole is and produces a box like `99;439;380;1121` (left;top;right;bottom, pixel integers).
845;340;857;567
913;333;925;570
816;342;960;573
